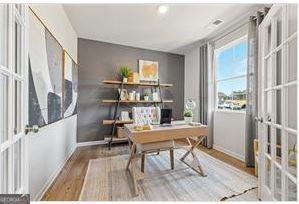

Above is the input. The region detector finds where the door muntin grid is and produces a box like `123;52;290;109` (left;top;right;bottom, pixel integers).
260;4;297;201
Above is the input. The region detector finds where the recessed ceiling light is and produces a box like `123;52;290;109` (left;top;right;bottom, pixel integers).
157;5;169;14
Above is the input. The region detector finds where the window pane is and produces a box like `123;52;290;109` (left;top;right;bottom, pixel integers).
216;40;247;80
287;85;297;130
266;125;271;154
0;74;8;144
274;165;281;201
275;89;281;125
1;149;9;193
276;12;282;47
287;132;297;177
14;21;22;75
217;77;246;110
265;57;272;89
287;177;297;201
275;128;281;164
287;38;297;82
265;157;271;189
14;80;22;134
275;50;282;86
288;4;297;37
14;140;22;192
0;5;8;67
266;24;272;54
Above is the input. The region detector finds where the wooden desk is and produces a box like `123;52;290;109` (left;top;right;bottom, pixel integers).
124;123;208;196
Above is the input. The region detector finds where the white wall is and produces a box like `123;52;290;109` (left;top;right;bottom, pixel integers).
28;4;78;200
213;111;246;161
184;47;200;121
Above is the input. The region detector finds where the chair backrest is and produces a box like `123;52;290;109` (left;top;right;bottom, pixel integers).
132;107;161;125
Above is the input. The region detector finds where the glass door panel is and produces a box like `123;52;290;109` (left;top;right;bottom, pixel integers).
287;132;297;177
286;85;297;130
274;165;282;200
287;4;297;37
0;149;9;193
287;38;297;82
0;74;9;144
0;5;8;67
275;128;282;164
287;177;297;201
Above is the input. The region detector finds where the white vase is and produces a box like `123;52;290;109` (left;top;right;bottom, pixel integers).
144;96;149;101
184;116;192;124
123;78;128;83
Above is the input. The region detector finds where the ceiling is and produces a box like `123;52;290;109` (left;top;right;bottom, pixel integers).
63;4;258;54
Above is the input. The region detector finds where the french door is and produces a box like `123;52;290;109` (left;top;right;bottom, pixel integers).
0;4;29;194
259;4;297;201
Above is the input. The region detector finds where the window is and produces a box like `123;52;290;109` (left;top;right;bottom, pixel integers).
215;37;247;111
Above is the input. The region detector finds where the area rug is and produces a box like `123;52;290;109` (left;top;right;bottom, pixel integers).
79;149;257;201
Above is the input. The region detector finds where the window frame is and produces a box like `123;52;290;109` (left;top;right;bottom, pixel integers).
214;35;248;113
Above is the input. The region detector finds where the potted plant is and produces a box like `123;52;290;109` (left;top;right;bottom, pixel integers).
143;93;149;101
120;66;131;83
183;110;193;124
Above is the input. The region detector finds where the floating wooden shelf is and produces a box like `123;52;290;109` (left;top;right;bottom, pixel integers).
102;99;174;103
103;120;133;125
103;80;173;87
104;136;128;142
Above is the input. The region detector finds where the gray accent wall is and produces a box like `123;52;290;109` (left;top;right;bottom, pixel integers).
77;38;185;142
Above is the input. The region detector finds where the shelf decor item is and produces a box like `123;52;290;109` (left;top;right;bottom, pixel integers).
120;66;131;83
139;60;159;82
118;89;128;101
184;110;193;124
128;72;139;83
135;92;140;101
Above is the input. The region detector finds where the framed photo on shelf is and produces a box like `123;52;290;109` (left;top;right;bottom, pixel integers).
139;60;159;82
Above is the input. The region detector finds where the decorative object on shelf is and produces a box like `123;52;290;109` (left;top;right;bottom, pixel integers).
116;127;126;138
139;60;159;82
120;66;131;83
118;89;128;100
128;72;140;83
120;111;130;121
185;98;196;110
144;93;149;101
135;92;140;101
129;92;135;101
183;110;193;124
153;92;159;101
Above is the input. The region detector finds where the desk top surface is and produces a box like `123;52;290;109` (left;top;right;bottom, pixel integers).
124;121;207;134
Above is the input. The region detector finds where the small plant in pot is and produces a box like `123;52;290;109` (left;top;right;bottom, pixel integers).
120;66;131;83
143;93;149;101
183;110;193;124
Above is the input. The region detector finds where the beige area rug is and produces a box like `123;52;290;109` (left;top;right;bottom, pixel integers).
79;149;258;201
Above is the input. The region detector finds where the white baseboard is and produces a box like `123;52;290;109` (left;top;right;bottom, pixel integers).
213;144;245;162
77;140;107;147
34;144;77;201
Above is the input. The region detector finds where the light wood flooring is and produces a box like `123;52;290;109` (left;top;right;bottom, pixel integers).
41;143;255;201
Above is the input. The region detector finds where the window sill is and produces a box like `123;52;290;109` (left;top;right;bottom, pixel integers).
214;109;246;114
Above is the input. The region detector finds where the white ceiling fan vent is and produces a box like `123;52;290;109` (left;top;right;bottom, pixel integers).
212;19;223;26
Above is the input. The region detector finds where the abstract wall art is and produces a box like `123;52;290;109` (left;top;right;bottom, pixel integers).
63;51;78;118
28;10;63;126
138;60;159;82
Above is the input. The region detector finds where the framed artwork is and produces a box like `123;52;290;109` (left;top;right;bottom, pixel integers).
28;10;63;126
138;60;159;82
63;51;78;118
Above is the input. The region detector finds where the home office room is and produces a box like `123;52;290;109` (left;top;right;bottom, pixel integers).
0;0;298;202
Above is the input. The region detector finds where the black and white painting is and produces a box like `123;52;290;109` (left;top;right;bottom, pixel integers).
63;51;78;117
28;11;63;126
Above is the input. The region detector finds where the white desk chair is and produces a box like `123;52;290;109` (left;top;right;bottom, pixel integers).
132;107;175;172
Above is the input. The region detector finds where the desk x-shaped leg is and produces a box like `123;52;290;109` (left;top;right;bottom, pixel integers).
180;136;207;177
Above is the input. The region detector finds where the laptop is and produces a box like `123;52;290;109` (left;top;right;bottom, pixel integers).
160;109;172;126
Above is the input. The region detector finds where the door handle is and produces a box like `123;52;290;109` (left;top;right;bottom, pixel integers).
25;125;39;135
255;117;263;123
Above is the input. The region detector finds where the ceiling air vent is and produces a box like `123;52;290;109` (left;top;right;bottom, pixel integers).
212;19;223;26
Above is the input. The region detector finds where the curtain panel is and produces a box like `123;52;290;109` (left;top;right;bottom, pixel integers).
245;8;269;167
199;43;214;148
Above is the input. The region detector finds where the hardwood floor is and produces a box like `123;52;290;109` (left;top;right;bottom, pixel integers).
41;143;255;201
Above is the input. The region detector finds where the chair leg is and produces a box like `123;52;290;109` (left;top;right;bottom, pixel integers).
170;148;174;170
141;153;145;173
